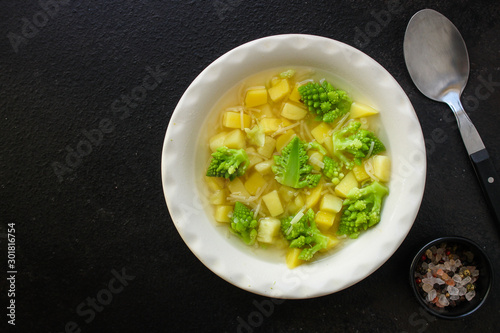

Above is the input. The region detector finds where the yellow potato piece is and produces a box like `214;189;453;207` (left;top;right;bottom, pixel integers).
288;83;302;103
335;171;358;198
223;129;246;149
281;102;307;120
275;130;296;152
210;189;227;205
268;79;290;102
254;160;273;175
205;176;225;191
227;178;250;197
257;217;281;244
320;193;343;213
244;172;266;196
223;111;251;129
352;164;370;182
349;102;379;118
245;88;268;108
257;136;276;159
286;247;304;269
260;118;281;134
209;131;228;152
214;205;233;223
306;182;323;209
315;211;336;232
311;123;332;144
373;155;391;182
262;190;284;217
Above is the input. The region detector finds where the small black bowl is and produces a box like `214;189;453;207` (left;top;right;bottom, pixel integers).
409;236;493;319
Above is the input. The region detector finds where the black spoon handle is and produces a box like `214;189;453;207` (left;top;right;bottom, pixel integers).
470;149;500;224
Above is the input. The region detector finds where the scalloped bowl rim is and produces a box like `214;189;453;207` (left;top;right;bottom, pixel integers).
162;34;426;299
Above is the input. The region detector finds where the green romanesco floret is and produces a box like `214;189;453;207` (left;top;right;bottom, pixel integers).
322;156;345;185
337;181;389;239
332;121;386;169
245;124;265;147
279;69;296;79
206;146;250;181
298;80;352;123
272;136;321;189
230;202;258;245
281;208;329;261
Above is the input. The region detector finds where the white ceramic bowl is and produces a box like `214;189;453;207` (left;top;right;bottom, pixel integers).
161;34;426;299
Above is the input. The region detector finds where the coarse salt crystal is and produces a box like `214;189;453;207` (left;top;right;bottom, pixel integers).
422;283;433;293
436;278;445;285
439;294;449;306
448;286;459;296
427;289;437;302
465;290;476;301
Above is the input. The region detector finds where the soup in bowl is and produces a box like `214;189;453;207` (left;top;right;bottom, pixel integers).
162;34;426;299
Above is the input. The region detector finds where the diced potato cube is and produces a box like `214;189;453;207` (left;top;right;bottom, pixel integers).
254;160;273;175
260;118;281;134
258;104;275;118
223;129;246;149
352;164;370;182
278;186;296;202
323;135;334;155
244;172;267;196
209;131;228;152
288;83;302;103
315;211;336;231
205;176;225;191
223;111;252;129
227;177;250;197
335;171;358;198
214;205;233;223
281;102;307;120
257;217;281;244
320;193;343;213
319;235;341;252
286;247;304;269
349;102;379;118
245;88;268;108
311;123;332;144
262;190;284;217
295;194;305;207
373;155;391;182
271;76;280;87
276;130;296;152
257;136;276;158
210;189;228;205
306;182;323;209
268;79;290;102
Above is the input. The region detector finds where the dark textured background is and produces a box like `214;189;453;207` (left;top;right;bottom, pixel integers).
1;1;499;332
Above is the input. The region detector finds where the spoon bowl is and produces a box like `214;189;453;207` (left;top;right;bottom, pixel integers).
404;9;469;102
404;9;500;226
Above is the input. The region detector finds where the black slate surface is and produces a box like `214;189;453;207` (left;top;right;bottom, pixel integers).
1;1;499;332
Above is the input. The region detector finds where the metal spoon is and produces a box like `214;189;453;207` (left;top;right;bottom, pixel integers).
404;9;500;223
